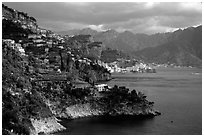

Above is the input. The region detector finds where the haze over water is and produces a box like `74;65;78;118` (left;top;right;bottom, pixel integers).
57;67;202;135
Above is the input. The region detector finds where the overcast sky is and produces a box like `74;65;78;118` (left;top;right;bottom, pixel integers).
3;2;202;34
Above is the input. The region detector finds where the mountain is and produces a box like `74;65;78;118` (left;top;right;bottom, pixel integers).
61;25;202;67
60;28;172;52
100;48;130;63
133;26;202;67
57;28;98;36
93;30;176;53
60;28;173;53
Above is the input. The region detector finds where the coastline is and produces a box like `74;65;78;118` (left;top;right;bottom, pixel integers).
37;84;161;134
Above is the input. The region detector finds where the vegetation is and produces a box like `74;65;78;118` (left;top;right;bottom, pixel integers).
2;19;34;42
2;44;52;134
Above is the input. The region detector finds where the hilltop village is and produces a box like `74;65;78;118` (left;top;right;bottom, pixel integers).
2;4;160;135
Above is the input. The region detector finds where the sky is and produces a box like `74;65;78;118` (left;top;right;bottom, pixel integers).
3;2;202;34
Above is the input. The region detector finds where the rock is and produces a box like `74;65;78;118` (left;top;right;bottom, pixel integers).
30;117;66;134
155;111;161;115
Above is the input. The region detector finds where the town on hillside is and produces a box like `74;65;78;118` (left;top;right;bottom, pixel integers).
2;4;157;76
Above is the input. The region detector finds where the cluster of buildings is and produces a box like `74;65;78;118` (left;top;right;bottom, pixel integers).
129;63;156;73
3;39;26;57
2;32;66;75
99;61;156;73
3;3;64;47
25;32;64;48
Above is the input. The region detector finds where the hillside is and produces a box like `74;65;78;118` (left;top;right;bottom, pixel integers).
133;26;202;67
100;48;130;63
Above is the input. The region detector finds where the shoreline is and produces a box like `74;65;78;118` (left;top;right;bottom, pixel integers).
38;84;161;135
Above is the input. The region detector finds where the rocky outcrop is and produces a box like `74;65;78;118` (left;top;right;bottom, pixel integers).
64;103;105;119
107;103;160;116
58;102;160;119
58;50;111;84
30;117;65;134
38;81;160;120
65;35;104;60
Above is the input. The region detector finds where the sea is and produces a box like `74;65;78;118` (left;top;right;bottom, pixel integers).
56;67;202;135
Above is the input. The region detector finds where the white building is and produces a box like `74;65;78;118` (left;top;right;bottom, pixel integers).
95;84;108;92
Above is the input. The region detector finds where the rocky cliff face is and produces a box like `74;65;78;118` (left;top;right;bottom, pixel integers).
57;35;111;83
65;35;104;60
47;47;111;84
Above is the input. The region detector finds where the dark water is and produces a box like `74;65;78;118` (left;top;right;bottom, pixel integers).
56;67;202;135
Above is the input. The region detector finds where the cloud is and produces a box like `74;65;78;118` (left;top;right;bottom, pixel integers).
179;2;202;12
39;20;87;31
88;24;106;31
3;2;202;34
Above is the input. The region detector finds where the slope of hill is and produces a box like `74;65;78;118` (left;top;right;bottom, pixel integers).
133;26;202;67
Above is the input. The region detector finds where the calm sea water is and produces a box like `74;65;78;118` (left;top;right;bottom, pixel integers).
56;67;202;135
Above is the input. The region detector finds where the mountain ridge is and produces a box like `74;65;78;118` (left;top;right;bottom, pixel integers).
58;25;202;67
133;26;202;67
57;26;201;51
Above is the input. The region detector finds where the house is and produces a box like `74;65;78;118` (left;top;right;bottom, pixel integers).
3;39;15;49
33;39;44;43
28;34;41;39
95;84;109;92
36;44;44;47
3;39;15;44
45;48;49;53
